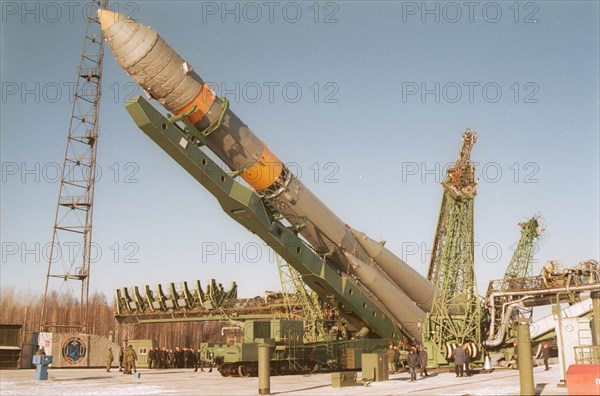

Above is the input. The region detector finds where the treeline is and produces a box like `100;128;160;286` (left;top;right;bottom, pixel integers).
0;289;226;348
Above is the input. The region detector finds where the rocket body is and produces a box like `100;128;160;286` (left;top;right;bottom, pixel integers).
99;10;432;341
349;227;435;311
344;252;424;342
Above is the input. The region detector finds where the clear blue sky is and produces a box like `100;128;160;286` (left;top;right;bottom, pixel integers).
1;1;598;301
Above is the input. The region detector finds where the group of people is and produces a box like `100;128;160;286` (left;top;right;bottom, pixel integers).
450;344;472;378
388;343;474;381
146;347;212;372
105;345;138;374
105;345;216;374
387;344;429;381
406;345;429;381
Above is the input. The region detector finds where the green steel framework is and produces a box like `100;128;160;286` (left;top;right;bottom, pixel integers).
485;217;542;344
124;96;409;342
426;129;483;359
503;217;543;281
276;255;326;342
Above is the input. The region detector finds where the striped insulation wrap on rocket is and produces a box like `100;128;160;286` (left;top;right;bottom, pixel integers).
99;9;431;342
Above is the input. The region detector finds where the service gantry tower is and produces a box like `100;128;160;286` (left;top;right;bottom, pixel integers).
426;129;483;357
503;217;543;281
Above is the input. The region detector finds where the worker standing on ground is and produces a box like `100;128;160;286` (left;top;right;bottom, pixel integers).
126;345;138;374
463;344;471;376
542;343;551;370
407;345;419;381
105;347;114;372
148;346;155;369
118;346;124;372
123;345;135;374
394;346;400;373
122;346;130;374
208;352;214;372
193;349;200;372
387;344;396;374
152;347;160;369
453;345;466;377
419;346;429;377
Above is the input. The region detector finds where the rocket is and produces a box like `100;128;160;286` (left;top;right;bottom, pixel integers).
99;10;434;342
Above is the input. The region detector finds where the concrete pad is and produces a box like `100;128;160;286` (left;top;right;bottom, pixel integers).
0;366;568;395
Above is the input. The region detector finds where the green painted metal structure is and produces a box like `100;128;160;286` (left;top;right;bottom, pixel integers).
503;217;543;281
275;255;326;343
425;129;484;362
125;96;406;342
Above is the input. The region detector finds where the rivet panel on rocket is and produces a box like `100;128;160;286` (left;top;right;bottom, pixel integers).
99;9;434;342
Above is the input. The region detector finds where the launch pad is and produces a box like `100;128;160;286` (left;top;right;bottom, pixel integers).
0;365;569;396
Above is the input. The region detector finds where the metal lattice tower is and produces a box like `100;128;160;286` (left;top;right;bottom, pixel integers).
483;217;543;343
426;129;483;353
40;0;108;333
276;254;325;342
503;217;543;280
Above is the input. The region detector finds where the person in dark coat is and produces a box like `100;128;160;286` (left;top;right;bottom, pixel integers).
153;347;161;369
542;343;551;370
453;345;466;377
184;347;193;368
419;346;428;377
193;348;200;372
175;347;184;368
168;349;175;368
148;347;155;369
407;345;419;381
118;346;124;372
161;347;168;368
463;344;471;376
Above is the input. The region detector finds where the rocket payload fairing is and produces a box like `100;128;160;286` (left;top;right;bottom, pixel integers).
99;9;434;342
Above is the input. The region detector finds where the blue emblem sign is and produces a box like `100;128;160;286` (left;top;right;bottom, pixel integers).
61;336;87;364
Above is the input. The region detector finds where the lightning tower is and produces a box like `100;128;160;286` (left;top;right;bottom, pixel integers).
40;0;108;333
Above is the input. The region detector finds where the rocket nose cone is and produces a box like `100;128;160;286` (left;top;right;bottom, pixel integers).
97;9;118;30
